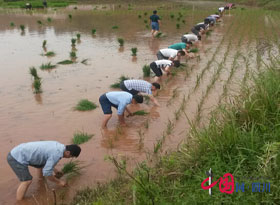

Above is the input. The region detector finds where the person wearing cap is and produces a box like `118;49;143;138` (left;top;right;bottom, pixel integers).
120;80;161;106
99;91;143;128
181;33;200;43
150;59;180;82
156;48;185;61
168;42;195;58
150;10;161;37
7;141;81;200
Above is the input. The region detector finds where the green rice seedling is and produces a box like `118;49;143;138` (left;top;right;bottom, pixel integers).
110;75;129;88
144;12;147;16
176;17;181;21
166;119;174;135
131;47;137;56
70;51;77;58
74;6;77;10
138;15;142;18
91;29;96;35
182;19;185;24
57;60;73;65
144;20;148;24
62;161;81;177
117;38;124;46
75;99;97;111
153;139;162;154
178;12;183;17
155;32;162;38
133;110;149;116
33;78;42;94
40;62;56;70
142;65;150;77
44;51;55;57
81;59;88;65
71;38;76;46
72;131;94;144
170;14;174;19
76;33;81;40
37;20;42;25
112;26;119;29
176;24;180;29
29;67;39;79
10;22;15;27
145;25;149;29
42;40;47;48
19;25;25;32
189;48;199;53
47;17;52;22
68;14;72;19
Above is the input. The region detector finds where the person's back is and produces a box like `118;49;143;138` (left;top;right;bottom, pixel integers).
106;91;132;107
124;80;152;94
150;14;160;23
182;34;198;42
159;48;178;58
168;42;186;50
11;141;64;166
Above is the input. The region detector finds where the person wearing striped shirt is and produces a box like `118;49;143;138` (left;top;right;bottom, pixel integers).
120;79;161;106
150;59;180;82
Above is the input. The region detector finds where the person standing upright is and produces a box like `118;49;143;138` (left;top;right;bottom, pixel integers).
150;10;161;37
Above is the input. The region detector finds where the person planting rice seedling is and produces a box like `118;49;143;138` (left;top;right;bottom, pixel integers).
191;22;208;38
120;79;161;106
150;59;180;82
181;33;201;43
99;91;143;128
156;48;185;61
168;42;195;58
218;7;225;16
150;10;161;37
210;14;221;22
7;141;81;200
204;16;216;26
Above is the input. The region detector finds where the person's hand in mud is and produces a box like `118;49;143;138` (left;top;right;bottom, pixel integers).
187;52;195;58
58;180;67;187
54;168;64;179
125;108;133;117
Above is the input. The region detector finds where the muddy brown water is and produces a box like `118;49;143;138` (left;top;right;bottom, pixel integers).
0;2;277;205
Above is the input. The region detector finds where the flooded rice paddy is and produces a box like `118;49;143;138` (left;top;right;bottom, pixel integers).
0;1;280;204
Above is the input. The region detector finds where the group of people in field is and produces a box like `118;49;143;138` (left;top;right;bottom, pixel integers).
7;4;235;201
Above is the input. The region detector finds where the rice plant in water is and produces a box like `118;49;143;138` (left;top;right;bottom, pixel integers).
182;19;186;24
131;47;137;56
91;29;96;34
71;38;76;46
133;110;149;116
72;131;94;144
33;78;42;94
142;65;150;77
47;17;52;22
76;33;81;40
117;38;124;46
40;62;56;70
81;59;88;65
37;20;42;25
170;14;174;19
75;99;97;111
42;40;47;48
155;32;162;38
68;14;72;19
144;12;147;16
176;23;180;29
144;20;148;24
189;48;199;53
57;60;73;64
19;25;25;32
62;161;81;177
10;22;15;27
138;14;142;18
44;51;55;57
29;67;40;79
112;25;119;29
110;76;129;88
70;51;76;58
145;25;149;29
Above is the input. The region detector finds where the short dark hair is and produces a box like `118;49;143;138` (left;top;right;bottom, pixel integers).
66;144;81;157
153;10;157;14
178;50;185;56
173;60;180;68
198;35;202;40
186;41;193;45
152;82;160;90
133;95;143;103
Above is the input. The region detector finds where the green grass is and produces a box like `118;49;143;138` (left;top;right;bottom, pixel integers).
117;38;124;46
110;75;129;88
133;110;149;116
40;62;56;70
189;48;199;53
29;67;40;79
75;99;97;111
44;51;55;57
33;78;42;94
42;40;47;48
112;25;119;29
91;29;96;34
142;65;150;77
72;131;94;145
57;60;73;64
131;47;137;56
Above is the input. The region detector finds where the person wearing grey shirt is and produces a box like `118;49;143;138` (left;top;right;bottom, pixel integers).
7;141;81;200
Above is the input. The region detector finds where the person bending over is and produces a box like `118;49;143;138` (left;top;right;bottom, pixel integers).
156;48;185;61
7;141;81;200
168;42;194;58
150;59;180;82
120;79;161;106
99;91;143;128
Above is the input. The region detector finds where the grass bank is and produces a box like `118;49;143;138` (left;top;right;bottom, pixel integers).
0;0;76;8
71;60;280;204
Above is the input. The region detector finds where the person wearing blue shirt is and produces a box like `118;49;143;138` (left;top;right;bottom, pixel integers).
99;91;143;128
150;10;161;37
7;141;81;200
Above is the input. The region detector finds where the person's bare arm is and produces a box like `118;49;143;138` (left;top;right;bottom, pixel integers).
47;175;66;186
150;95;160;106
118;114;126;126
